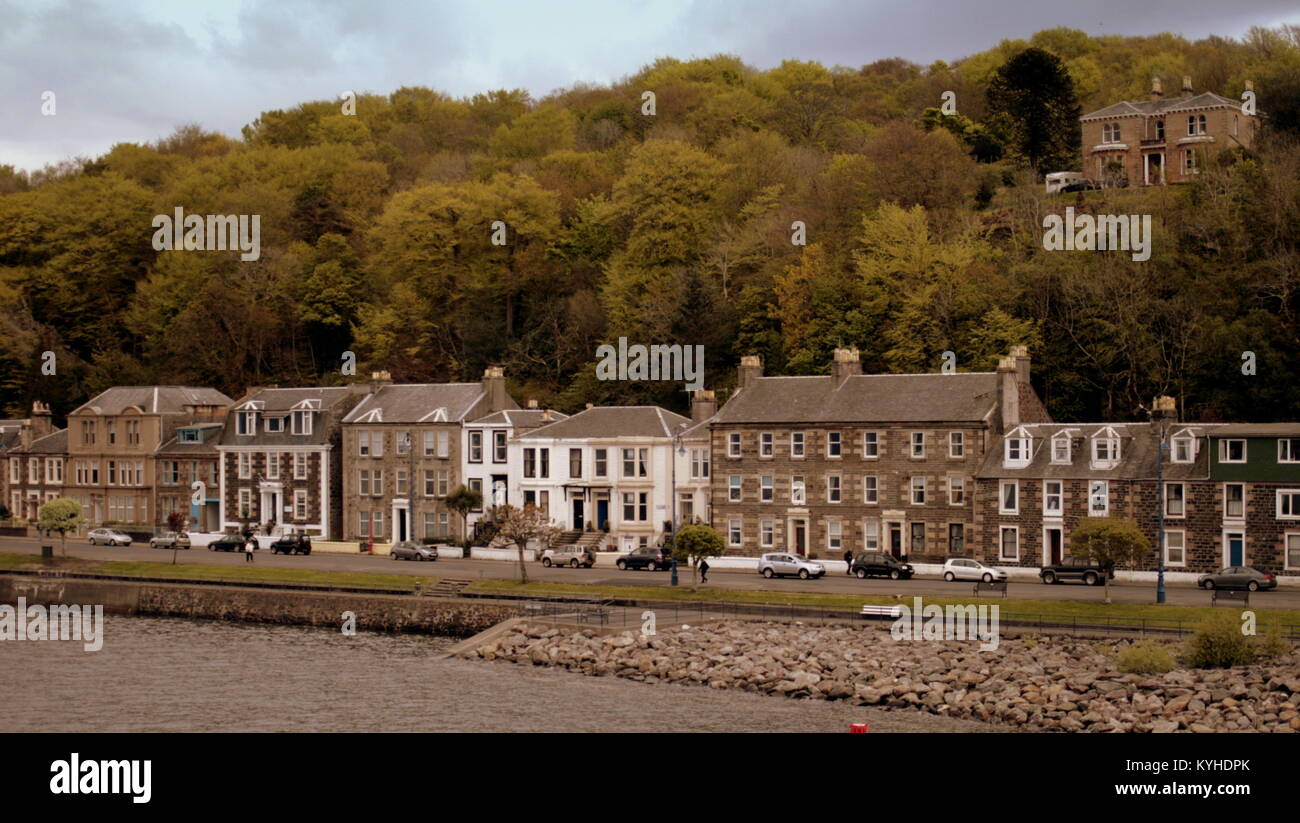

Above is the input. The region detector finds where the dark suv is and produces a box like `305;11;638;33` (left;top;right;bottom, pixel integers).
1040;557;1114;586
209;534;247;552
850;552;914;580
270;534;313;555
617;545;673;571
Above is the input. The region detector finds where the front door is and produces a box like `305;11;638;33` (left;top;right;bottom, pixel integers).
1046;528;1063;565
396;508;408;542
572;498;585;531
793;520;807;556
596;498;609;531
1225;532;1245;566
888;523;903;558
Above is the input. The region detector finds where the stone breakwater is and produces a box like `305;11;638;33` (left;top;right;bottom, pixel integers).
476;622;1300;732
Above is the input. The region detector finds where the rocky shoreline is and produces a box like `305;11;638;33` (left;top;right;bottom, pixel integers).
476;622;1300;732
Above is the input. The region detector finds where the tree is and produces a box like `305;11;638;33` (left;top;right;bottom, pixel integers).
673;524;725;585
39;498;83;557
1068;517;1151;604
495;504;562;584
444;485;483;548
986;47;1082;176
166;510;186;565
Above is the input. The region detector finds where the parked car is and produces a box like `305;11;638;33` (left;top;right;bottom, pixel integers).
1061;178;1100;193
1039;556;1114;586
1197;566;1277;592
850;551;914;580
542;545;594;568
149;531;190;550
269;533;313;555
942;557;1006;583
758;553;825;579
88;528;132;547
209;534;247;552
391;541;438;561
617;545;673;571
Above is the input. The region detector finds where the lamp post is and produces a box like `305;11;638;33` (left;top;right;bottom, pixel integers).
670;428;686;587
1155;414;1168;604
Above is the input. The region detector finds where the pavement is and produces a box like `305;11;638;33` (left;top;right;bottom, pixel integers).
3;534;1298;609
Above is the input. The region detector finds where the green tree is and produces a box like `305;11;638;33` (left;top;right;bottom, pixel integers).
1068;517;1151;604
39;497;84;557
444;485;483;548
986;47;1082;175
673;523;725;585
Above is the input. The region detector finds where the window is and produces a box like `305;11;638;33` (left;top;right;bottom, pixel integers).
28;458;39;483
791;477;805;505
396;431;410;455
910;522;926;555
1219;440;1246;463
437;470;449;497
1089;480;1109;516
910;476;925;505
294;453;308;480
728;519;742;547
1000;481;1018;514
863;476;878;505
1051;435;1071;464
1164;531;1186;567
1287;534;1300;571
760;519;774;547
1165;483;1185;518
948;432;964;459
948;523;964;554
827;520;842;551
827;474;841;503
727;433;741;458
293;490;307;520
760;475;774;502
863;520;880;551
265;416;284;433
371;432;384;458
827;432;842;458
468;432;483;463
180;429;200;443
1224;483;1245;519
759;432;773;458
424;470;436;497
395;470;408;496
1281;439;1300;463
910;432;925;458
46;458;63;484
238;488;251;516
1005;432;1031;467
265;453;279;480
423;431;436;457
1187;114;1206;135
9;458;20;483
373;511;384;537
467;479;483;511
594;448;608;478
524;449;538;479
569;448;582;478
126;420;140;445
1183;148;1197;174
1043;480;1062;517
690;448;709;480
1277;489;1300;520
106;421;116;445
1091;430;1120;469
236;412;255;436
1155;119;1165;140
358;431;371;456
1172;436;1194;463
728;475;742;502
373;470;384;496
863;432;879;459
622;449;636;478
238;453;252;480
999;526;1019;561
636;448;647;478
292;410;312;436
791;432;805;458
948;476;964;506
1102;122;1122;143
493;431;507;463
623;492;648;522
358;469;371;496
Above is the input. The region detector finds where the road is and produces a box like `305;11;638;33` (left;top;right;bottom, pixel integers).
3;535;1297;609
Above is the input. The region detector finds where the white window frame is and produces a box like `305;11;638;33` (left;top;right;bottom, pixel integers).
910;432;925;459
999;525;1019;561
909;476;925;506
791;477;805;505
1043;480;1063;518
863;475;878;505
1276;489;1300;520
1285;532;1300;572
863;431;879;459
948;431;964;459
1218;439;1246;464
1224;483;1246;520
1090;428;1120;469
826;519;842;551
728;475;742;503
1088;480;1109;517
947;476;964;506
294;453;308;480
999;480;1019;515
1050;434;1071;465
1164;529;1186;568
1172;436;1194;463
728;519;742;547
791;432;805;459
827;431;842;459
1164;482;1186;518
759;432;773;458
827;474;841;504
760;519;774;547
760;475;774;502
1280;438;1300;464
727;432;741;458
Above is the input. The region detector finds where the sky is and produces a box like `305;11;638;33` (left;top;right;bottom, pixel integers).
1;0;1298;171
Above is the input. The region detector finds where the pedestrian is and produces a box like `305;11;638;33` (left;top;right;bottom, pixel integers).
843;548;854;575
244;535;255;563
699;557;709;584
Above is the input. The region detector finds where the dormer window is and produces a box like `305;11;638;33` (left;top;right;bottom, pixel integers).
179;429;200;444
1003;427;1031;468
1091;427;1121;469
1050;433;1071;465
292;410;313;436
265;416;284;433
1171;430;1196;463
237;411;257;436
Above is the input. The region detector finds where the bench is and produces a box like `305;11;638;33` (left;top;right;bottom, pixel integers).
860;605;902;620
973;579;1009;597
1211;588;1250;607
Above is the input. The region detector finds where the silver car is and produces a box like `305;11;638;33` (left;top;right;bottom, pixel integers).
758;553;825;579
942;558;1007;583
88;528;132;547
149;531;191;550
541;545;594;568
390;541;438;561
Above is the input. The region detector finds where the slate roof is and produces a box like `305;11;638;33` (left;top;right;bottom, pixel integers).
342;383;508;425
1080;92;1241;121
518;406;691;440
26;429;67;455
158;423;223;455
72;386;233;416
714;373;1000;425
1210;423;1300;437
976;422;1212;481
220;387;363;447
470;409;569;429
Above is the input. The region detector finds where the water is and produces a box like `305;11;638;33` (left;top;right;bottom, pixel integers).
0;615;998;732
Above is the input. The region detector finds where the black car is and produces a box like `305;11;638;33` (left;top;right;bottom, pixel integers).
1040;556;1114;586
1198;566;1277;592
850;552;914;580
617;545;673;571
270;534;312;555
209;535;247;552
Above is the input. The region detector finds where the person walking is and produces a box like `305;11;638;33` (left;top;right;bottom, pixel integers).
244;535;255;563
843;548;854;575
699;557;710;584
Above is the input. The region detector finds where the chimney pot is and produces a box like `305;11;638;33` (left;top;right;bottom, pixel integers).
1151;77;1163;101
690;389;717;424
737;355;764;389
830;347;862;386
1182;75;1193;94
527;399;538;409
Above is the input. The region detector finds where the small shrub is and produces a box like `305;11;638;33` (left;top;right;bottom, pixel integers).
1253;624;1292;662
1117;641;1176;675
1181;615;1255;669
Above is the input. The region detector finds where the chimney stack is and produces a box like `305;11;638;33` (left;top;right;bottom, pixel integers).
481;366;507;413
369;370;392;395
1152;395;1178;422
585;403;593;409
830;348;862;387
690;390;717;424
542;409;553;422
30;401;53;439
527;398;538;409
1182;75;1193;95
998;355;1020;432
1010;344;1031;386
737;355;763;389
1150;76;1163;102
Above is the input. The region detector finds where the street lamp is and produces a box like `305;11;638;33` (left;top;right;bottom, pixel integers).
1155;416;1168;605
670;428;686;587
